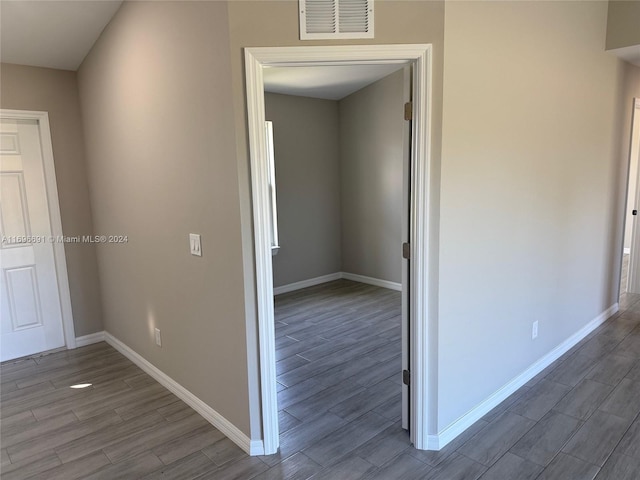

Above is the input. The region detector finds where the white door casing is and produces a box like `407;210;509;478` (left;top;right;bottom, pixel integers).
244;45;436;454
0;110;75;361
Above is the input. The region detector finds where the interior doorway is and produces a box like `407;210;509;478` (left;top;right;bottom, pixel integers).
264;64;410;459
621;98;640;297
244;45;436;455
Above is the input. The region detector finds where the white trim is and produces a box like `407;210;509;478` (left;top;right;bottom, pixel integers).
75;331;105;347
0;109;76;350
273;272;401;295
624;247;631;255
407;43;434;452
273;272;342;295
245;48;280;456
341;272;401;291
103;332;263;455
426;303;619;450
244;44;435;453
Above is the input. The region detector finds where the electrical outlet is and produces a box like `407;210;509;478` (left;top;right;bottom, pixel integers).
532;321;538;340
155;328;162;347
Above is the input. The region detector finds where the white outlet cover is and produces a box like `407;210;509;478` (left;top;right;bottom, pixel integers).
154;328;162;347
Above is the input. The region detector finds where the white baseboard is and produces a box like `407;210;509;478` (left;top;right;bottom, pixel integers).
427;302;619;450
75;331;106;347
274;271;401;295
103;332;264;456
273;272;342;295
341;272;402;291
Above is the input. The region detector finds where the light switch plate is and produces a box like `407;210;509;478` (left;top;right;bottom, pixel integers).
190;233;202;256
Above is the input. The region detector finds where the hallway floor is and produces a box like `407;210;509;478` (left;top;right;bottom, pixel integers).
1;282;639;479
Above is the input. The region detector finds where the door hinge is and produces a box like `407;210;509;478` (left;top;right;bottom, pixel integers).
404;102;412;121
402;242;411;260
402;369;411;386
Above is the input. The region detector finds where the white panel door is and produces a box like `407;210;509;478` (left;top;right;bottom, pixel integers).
0;119;66;360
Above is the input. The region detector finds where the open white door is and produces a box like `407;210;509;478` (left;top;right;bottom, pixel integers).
627;99;640;294
0;112;75;361
401;65;412;430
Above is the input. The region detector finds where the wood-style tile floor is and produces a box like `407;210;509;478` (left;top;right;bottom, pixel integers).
2;279;640;479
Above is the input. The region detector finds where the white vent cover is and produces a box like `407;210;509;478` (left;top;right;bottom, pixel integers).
299;0;374;40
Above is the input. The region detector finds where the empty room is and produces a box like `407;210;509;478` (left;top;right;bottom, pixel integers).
263;65;411;464
1;0;640;479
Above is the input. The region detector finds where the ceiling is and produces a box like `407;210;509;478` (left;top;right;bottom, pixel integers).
608;45;640;68
2;1;636;90
1;1;404;97
0;0;123;71
263;64;406;100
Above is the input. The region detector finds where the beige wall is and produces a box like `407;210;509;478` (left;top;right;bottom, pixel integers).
77;1;252;435
266;71;406;288
265;93;342;287
438;0;628;430
339;70;405;284
0;63;103;337
64;0;633;447
606;0;640;50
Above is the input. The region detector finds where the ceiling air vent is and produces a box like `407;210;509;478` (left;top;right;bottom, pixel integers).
300;0;374;40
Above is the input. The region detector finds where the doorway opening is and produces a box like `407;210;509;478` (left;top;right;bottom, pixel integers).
265;64;410;461
244;45;436;455
620;98;640;299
